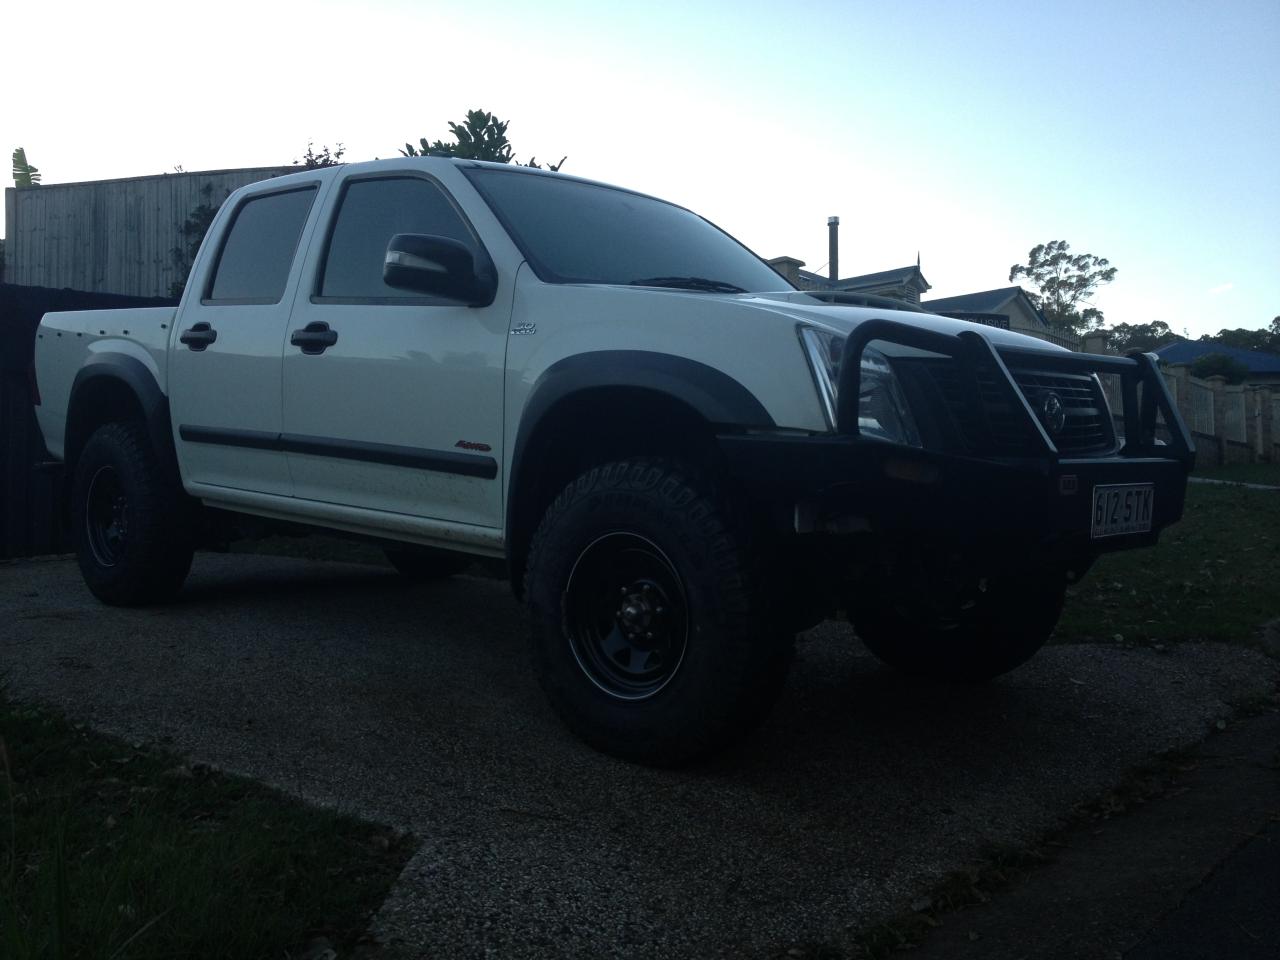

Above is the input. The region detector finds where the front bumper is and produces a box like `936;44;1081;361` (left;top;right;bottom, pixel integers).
719;319;1194;560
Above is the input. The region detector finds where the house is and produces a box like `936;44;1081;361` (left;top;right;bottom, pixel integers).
1151;340;1280;388
766;218;1076;349
787;262;933;304
767;216;931;305
921;286;1057;339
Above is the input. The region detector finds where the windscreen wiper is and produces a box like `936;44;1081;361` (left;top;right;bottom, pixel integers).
628;276;747;293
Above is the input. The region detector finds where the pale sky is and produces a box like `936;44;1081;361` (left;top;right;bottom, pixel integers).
5;0;1277;338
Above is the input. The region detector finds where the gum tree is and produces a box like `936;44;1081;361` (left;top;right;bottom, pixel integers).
1009;240;1117;336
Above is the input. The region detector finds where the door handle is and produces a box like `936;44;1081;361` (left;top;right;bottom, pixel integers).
290;321;339;355
179;322;217;351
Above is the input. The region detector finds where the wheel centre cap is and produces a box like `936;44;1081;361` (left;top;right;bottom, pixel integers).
618;583;665;640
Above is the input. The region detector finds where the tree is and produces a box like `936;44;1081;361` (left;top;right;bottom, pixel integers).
402;109;565;171
1105;320;1175;354
12;147;40;187
295;142;345;168
1188;352;1250;384
1199;321;1280;354
1009;241;1117;336
168;184;227;298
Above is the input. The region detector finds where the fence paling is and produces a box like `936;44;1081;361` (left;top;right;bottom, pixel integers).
1191;381;1215;435
1222;391;1246;443
1019;328;1082;351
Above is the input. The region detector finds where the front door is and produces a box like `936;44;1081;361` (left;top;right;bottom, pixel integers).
280;172;509;529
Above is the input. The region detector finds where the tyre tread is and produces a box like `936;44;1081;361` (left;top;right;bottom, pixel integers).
72;421;193;606
524;458;791;765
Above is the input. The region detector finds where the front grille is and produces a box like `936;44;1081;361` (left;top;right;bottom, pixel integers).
914;361;1116;456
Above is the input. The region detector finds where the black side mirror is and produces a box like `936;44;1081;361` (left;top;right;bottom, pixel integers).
383;234;497;306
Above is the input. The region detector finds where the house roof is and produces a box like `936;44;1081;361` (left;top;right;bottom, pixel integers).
922;286;1049;328
1152;340;1280;374
798;264;930;292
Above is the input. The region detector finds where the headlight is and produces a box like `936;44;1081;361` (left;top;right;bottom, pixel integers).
798;325;921;446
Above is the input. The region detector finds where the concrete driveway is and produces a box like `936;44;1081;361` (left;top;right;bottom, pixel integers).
2;553;1274;959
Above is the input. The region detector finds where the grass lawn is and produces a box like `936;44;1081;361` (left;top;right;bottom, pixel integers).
1055;483;1280;646
1192;461;1280;486
1;698;413;959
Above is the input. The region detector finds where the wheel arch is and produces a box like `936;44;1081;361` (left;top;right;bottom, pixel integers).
505;350;774;597
66;355;175;479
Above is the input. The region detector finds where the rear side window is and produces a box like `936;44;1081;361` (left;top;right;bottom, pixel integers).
319;177;476;300
207;187;317;302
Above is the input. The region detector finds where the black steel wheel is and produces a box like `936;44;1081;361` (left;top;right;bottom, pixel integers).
84;464;129;567
851;561;1066;681
565;533;689;700
525;458;793;765
71;421;194;606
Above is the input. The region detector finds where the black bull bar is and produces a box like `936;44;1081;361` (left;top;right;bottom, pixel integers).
718;318;1195;564
837;318;1195;467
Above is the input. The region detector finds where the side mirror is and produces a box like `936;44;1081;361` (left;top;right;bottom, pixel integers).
383;233;497;306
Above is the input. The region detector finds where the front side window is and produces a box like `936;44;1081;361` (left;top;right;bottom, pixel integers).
464;168;790;293
319;177;477;299
208;187;317;302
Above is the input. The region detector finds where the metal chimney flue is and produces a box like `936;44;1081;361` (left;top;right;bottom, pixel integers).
827;216;840;281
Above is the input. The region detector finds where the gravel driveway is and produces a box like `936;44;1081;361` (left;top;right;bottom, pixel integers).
2;553;1274;958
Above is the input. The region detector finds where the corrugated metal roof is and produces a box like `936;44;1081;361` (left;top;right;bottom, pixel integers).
923;286;1023;313
1152;339;1280;373
797;265;929;291
922;286;1050;329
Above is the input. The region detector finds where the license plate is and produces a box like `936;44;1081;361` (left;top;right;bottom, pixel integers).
1091;483;1155;538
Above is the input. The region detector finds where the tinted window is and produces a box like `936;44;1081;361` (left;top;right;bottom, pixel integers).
464;169;789;292
320;177;475;299
209;187;316;301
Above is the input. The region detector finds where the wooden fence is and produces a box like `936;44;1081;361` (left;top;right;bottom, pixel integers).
1015;327;1082;351
1162;367;1275;467
1084;334;1277;468
4;167;292;299
0;283;175;560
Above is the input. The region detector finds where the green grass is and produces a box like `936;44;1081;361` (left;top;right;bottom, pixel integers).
1193;461;1280;486
1055;483;1280;646
0;697;413;959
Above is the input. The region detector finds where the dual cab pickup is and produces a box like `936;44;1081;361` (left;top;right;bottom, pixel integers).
33;157;1193;763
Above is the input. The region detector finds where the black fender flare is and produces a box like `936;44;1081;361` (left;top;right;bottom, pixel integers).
68;354;174;469
505;349;774;552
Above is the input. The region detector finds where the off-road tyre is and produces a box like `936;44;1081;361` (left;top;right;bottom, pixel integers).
525;458;792;766
384;546;471;582
852;571;1066;681
71;421;194;606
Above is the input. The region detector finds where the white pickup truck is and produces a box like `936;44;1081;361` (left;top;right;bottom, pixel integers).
33;157;1193;763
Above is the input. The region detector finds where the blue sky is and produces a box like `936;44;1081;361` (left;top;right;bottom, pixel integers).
5;0;1277;337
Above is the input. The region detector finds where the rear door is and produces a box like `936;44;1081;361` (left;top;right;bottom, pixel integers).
280;170;509;528
168;182;324;497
